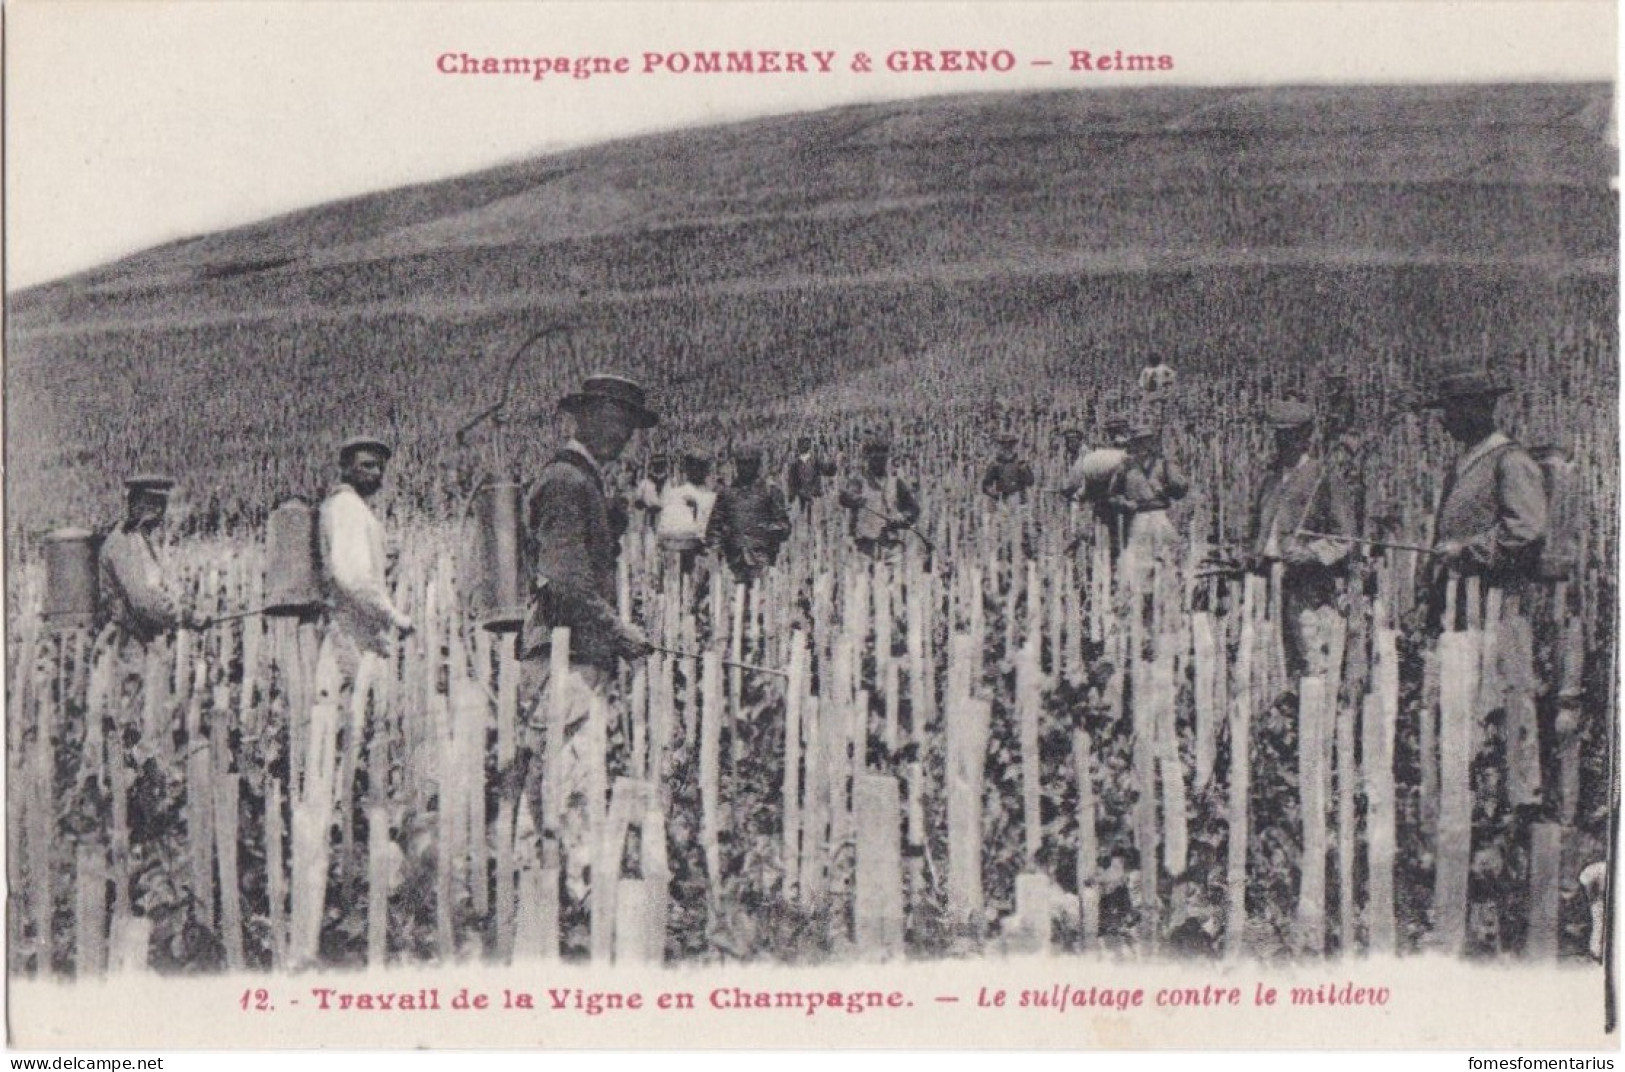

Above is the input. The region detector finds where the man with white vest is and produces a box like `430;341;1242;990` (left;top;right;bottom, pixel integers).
294;435;413;966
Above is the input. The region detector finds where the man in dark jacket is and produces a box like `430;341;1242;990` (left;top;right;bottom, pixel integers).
1246;399;1356;679
516;373;658;904
786;435;836;513
707;446;792;586
839;438;921;561
982;434;1036;501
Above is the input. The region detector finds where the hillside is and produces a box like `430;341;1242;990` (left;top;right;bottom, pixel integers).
5;83;1617;535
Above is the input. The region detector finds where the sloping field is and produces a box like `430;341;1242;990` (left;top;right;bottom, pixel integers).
5;83;1616;536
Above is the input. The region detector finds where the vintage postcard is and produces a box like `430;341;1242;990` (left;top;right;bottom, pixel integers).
3;0;1619;1053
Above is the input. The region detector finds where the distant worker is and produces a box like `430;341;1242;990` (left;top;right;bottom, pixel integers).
1423;359;1548;812
706;446;792;586
657;452;717;579
839;438;921;561
1139;358;1177;402
318;437;415;678
1245;399;1356;679
786;435;837;514
295;436;414;965
981;433;1036;501
1063;418;1134;557
635;454;671;531
98;474;209;647
1058;426;1088;468
1108;425;1189;581
517;374;658;901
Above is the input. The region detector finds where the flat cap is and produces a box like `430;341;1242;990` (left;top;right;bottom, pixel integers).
124;473;175;495
1265;399;1315;428
339;435;393;461
994;433;1019;446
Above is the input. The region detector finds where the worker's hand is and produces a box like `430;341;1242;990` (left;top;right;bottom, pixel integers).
1281;545;1320;569
619;623;655;662
183;610;213;631
1434;539;1468;568
392;611;416;637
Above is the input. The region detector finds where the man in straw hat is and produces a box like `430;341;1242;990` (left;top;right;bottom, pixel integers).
1420;357;1550;948
293;436;414;965
1424;361;1547;590
1245;398;1356;680
515;373;658;905
839;436;921;561
981;432;1036;501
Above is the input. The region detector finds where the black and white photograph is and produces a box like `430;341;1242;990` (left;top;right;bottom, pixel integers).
4;0;1619;1053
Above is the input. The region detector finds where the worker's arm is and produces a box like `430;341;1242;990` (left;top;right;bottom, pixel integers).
104;534;182;634
1455;450;1549;572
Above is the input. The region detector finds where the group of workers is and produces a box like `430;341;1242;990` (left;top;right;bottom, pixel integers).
88;353;1584;957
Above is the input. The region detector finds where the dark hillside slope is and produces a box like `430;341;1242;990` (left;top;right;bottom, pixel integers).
6;83;1615;533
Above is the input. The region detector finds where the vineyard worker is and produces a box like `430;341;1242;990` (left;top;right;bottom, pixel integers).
839;437;921;560
1058;426;1088;466
318;437;415;676
1422;359;1548;814
1245;399;1356;679
517;373;657;899
786;434;837;513
1061;418;1133;555
656;452;718;579
98;474;211;646
1108;425;1187;572
296;437;413;965
635;453;671;530
706;446;792;586
981;433;1036;501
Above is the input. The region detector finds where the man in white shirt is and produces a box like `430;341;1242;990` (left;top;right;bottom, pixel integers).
295;435;413;965
657;452;717;578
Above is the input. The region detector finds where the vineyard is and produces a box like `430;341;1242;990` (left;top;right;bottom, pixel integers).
3;83;1618;973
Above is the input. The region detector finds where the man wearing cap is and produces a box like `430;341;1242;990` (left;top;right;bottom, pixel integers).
318;437;415;672
786;435;837;515
516;373;657;904
981;434;1036;501
293;438;413;964
839;438;921;561
1423;360;1548;813
98;475;209;646
707;447;792;586
1247;399;1356;679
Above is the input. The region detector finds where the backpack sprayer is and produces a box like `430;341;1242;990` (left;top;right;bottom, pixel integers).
456;322;580;634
